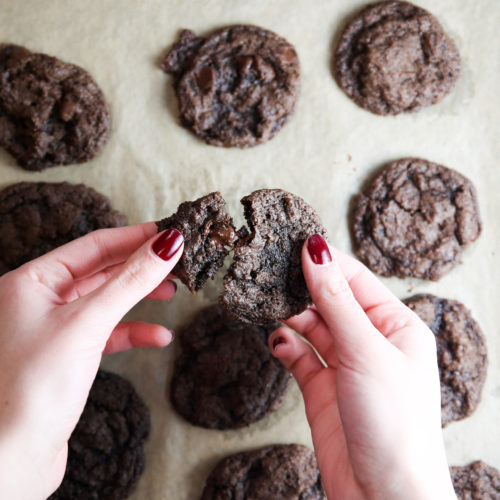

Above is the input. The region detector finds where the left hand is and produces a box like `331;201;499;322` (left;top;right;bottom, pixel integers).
0;223;183;499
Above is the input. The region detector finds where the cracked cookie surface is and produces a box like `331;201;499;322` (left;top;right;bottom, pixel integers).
0;182;126;275
0;44;110;170
170;304;289;430
156;192;235;293
50;370;150;500
451;461;500;499
404;294;487;426
221;189;327;324
334;1;461;115
201;444;325;500
352;158;481;280
162;25;300;147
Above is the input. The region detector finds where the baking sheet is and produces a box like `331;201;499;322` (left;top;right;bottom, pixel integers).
0;1;499;498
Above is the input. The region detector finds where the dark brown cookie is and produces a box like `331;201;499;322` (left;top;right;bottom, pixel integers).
451;461;500;500
0;182;126;275
352;158;481;280
170;304;289;430
0;44;110;170
201;444;325;499
221;189;327;324
334;1;461;115
156;192;235;293
162;25;300;148
404;294;487;426
50;370;150;500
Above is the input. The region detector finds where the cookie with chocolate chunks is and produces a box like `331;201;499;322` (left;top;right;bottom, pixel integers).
0;182;126;275
0;44;110;170
201;444;325;499
334;1;461;115
352;158;481;280
162;25;300;147
156;192;235;293
221;189;327;324
170;304;289;429
404;294;487;426
451;461;500;500
50;370;150;500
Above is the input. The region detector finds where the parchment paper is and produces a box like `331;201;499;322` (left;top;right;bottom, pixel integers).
0;1;499;498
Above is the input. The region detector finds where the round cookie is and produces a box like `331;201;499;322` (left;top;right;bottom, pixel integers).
0;182;127;275
404;294;487;426
201;444;325;500
162;25;300;148
0;44;110;171
451;461;500;500
334;1;461;115
352;158;481;280
50;370;150;500
170;304;290;429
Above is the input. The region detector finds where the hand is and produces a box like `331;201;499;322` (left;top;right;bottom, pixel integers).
268;235;456;500
0;223;183;500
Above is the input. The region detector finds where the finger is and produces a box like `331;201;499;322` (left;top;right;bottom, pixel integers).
303;235;387;363
284;309;338;368
145;280;177;300
103;321;174;354
24;223;159;296
268;325;325;393
78;228;183;326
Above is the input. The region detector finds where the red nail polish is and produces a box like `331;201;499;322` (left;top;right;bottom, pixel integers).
307;234;332;265
273;336;286;351
152;229;183;261
171;280;178;292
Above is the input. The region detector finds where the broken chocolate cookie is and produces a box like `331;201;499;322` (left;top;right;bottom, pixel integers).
162;25;300;148
451;461;500;500
0;44;110;170
156;192;235;293
221;189;327;324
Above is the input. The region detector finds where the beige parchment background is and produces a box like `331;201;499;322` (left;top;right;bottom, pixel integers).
0;1;499;498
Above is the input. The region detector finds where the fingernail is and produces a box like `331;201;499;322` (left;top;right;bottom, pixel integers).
273;336;286;351
170;280;178;293
152;229;183;261
307;234;332;265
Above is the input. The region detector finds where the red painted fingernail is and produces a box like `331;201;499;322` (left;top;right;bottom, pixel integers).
307;234;332;265
273;336;286;351
152;229;183;261
170;280;178;293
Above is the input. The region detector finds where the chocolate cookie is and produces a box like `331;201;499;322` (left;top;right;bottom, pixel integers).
156;192;235;293
404;294;487;426
201;444;325;499
0;44;110;170
451;461;500;500
352;158;481;280
0;182;126;275
50;370;150;500
162;25;300;148
221;189;327;324
170;304;289;429
334;1;461;115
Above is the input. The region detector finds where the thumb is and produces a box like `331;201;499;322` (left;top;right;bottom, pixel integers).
302;234;386;363
77;228;183;325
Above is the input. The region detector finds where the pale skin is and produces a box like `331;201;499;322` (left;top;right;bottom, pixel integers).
0;227;456;499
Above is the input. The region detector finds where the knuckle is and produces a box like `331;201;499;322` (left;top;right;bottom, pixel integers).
117;260;149;291
321;276;353;304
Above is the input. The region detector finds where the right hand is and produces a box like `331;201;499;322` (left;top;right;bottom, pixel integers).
269;234;456;500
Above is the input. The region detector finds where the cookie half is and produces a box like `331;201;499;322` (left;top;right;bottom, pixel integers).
0;44;110;170
0;182;126;275
352;158;481;280
201;444;325;500
221;189;327;324
451;461;500;500
162;25;300;147
334;1;461;115
404;294;487;426
156;192;235;293
170;304;289;429
50;370;150;500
